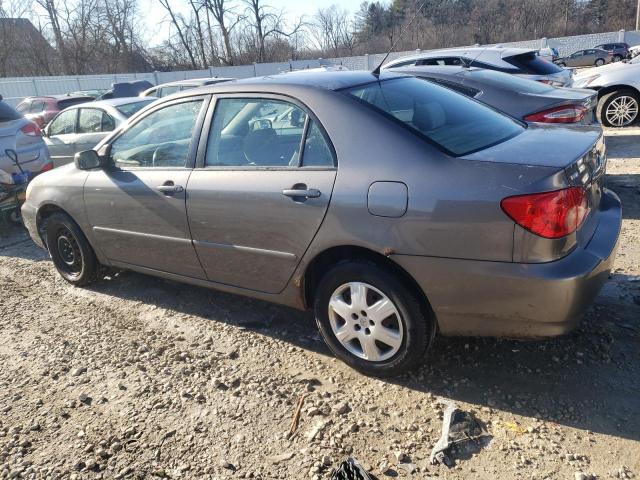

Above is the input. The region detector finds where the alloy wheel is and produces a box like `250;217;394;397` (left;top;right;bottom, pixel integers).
606;95;639;127
328;282;403;362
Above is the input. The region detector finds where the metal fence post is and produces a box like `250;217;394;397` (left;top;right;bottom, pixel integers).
31;78;39;96
618;29;625;42
153;71;159;85
76;77;82;91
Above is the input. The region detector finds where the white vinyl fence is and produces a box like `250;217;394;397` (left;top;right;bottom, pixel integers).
1;29;638;106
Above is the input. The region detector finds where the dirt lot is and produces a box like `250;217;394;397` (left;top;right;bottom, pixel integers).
1;128;639;480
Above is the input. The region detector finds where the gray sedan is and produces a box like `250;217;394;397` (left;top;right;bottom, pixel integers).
389;65;599;124
22;71;621;377
43;97;156;167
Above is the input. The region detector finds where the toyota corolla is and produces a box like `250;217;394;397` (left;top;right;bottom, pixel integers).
21;70;621;377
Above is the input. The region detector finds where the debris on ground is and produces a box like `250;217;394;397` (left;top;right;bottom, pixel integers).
430;401;490;467
330;457;373;480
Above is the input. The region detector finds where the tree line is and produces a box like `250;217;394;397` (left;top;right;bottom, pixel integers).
0;0;636;77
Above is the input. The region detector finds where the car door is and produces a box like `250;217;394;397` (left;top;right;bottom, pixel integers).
186;95;337;294
83;96;209;279
583;49;596;65
44;109;79;167
75;107;116;154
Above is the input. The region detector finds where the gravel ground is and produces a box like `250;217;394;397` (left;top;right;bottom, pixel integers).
1;128;639;480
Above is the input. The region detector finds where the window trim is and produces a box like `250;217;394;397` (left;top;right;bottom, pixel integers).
103;94;210;171
194;92;337;171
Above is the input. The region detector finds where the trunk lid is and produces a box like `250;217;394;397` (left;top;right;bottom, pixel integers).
462;124;602;168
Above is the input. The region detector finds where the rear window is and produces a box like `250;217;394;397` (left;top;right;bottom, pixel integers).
0;101;22;122
466;69;554;94
342;77;523;156
504;52;563;74
116;99;155;117
58;97;91;109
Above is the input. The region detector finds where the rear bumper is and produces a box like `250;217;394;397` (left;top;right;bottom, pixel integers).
392;189;622;338
21;201;45;249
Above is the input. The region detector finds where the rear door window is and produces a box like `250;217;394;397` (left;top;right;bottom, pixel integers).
29;101;46;113
78;108;112;133
205;98;308;167
504;52;563;74
343;77;523;156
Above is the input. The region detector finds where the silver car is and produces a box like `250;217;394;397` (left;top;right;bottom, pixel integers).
140;77;234;98
0;97;52;177
43;97;156;167
21;71;621;377
572;59;640;127
382;46;572;86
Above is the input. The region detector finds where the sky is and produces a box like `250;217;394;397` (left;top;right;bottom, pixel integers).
141;0;364;47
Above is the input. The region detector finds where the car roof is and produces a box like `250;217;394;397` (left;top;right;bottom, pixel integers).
231;70;406;90
157;77;234;87
383;46;536;68
22;94;91;102
61;97;152;110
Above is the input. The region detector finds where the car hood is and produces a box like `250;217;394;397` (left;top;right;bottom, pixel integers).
574;61;640;78
462;124;602;168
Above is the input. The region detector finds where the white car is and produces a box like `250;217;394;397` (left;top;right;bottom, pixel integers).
573;58;640;127
382;46;572;86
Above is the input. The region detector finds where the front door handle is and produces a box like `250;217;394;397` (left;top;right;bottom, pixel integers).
282;188;321;199
156;184;184;195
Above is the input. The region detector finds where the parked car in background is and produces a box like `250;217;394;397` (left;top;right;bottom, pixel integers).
69;89;108;99
572;59;640;127
22;70;620;377
594;42;631;62
43;97;156;167
538;46;559;62
96;81;153;100
382;47;572;86
15;95;93;128
389;65;598;124
555;49;611;68
140;77;234;98
0;96;52;177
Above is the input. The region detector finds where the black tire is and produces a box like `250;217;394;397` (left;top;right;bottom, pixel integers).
313;260;435;377
597;89;640;128
595;58;605;66
612;55;622;62
45;212;98;286
557;62;566;67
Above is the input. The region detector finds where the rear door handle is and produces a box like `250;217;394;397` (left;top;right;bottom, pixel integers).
156;184;184;195
282;188;321;199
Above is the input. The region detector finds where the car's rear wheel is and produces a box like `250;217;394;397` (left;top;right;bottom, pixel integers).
613;54;623;62
45;212;98;285
595;58;605;66
313;260;434;377
598;89;639;127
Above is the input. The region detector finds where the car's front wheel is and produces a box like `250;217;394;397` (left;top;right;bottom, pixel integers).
598;89;640;127
45;212;98;286
314;260;434;377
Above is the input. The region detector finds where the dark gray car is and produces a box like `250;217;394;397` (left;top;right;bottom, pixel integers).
21;71;621;377
555;48;610;68
389;65;599;124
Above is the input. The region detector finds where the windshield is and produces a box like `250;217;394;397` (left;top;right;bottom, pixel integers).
342;77;523;156
505;52;564;74
466;69;555;93
116;99;156;117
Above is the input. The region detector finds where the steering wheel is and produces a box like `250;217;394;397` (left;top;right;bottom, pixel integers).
152;143;178;167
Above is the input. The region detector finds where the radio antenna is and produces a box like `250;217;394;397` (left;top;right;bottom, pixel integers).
372;0;428;75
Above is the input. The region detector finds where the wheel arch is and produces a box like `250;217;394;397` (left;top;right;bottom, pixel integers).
36;204;91;250
595;84;640;99
302;245;436;324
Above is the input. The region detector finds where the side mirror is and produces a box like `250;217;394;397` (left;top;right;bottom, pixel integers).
75;150;107;170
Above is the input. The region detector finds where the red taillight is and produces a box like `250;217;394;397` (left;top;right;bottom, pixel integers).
524;105;587;123
40;162;54;172
20;121;42;137
501;187;589;239
537;79;552;84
